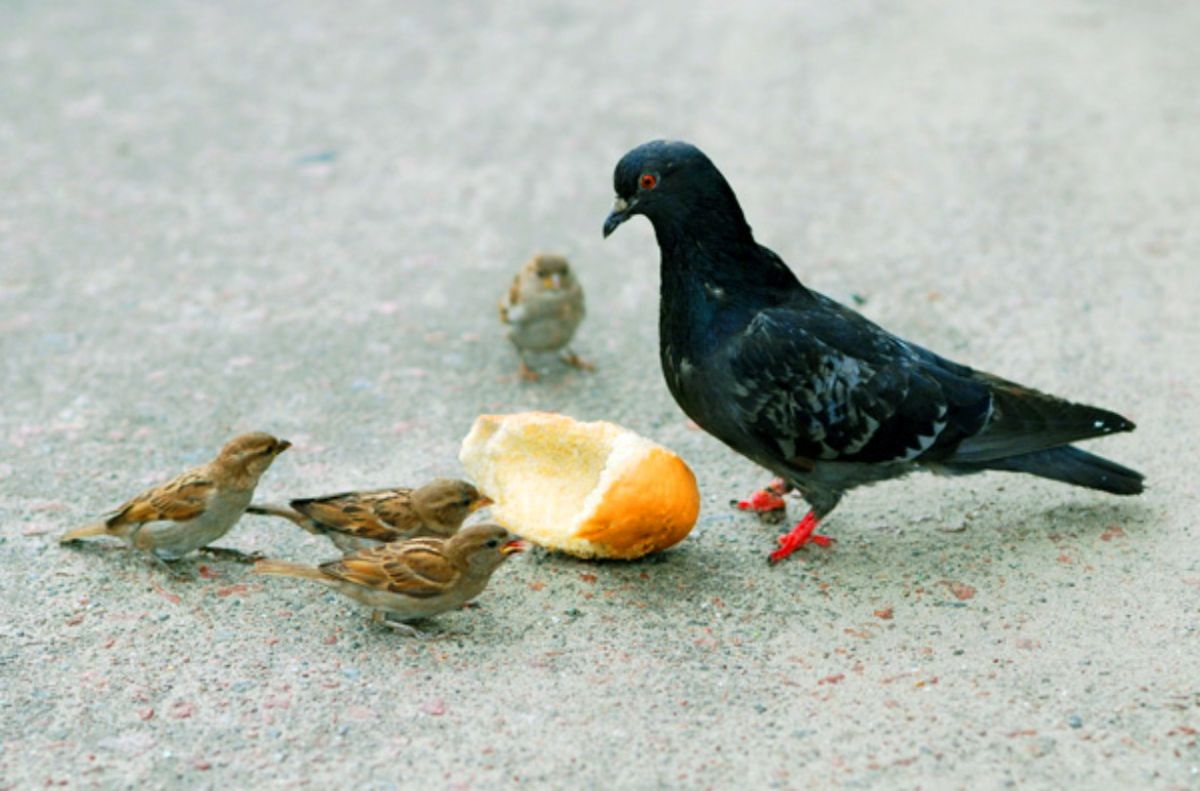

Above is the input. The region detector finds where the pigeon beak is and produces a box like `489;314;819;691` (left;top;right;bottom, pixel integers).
603;196;633;238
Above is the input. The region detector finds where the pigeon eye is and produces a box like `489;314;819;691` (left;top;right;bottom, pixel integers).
639;173;658;191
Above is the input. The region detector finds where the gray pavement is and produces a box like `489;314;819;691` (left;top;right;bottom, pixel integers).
2;1;1198;787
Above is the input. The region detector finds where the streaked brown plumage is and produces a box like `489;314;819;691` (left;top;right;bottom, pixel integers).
498;252;591;380
253;523;525;635
248;478;491;553
61;432;291;561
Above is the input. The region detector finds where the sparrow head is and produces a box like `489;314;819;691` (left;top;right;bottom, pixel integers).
412;478;492;531
524;253;573;292
446;523;525;574
216;432;291;482
603;140;748;241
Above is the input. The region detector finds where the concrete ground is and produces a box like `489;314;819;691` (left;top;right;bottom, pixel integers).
2;0;1198;787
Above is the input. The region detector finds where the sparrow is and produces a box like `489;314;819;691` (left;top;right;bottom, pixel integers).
253;523;525;636
603;140;1143;563
498;252;591;380
61;432;291;563
247;478;492;553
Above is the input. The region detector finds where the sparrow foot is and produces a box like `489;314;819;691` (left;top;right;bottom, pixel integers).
199;546;266;564
518;360;540;382
375;612;428;638
561;351;595;372
736;478;791;513
144;553;194;581
768;511;833;563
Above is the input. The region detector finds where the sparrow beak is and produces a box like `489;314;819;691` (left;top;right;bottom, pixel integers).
275;439;292;453
603;196;633;238
470;495;493;512
500;539;527;556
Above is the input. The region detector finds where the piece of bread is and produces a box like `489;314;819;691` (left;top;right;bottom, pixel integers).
459;412;700;559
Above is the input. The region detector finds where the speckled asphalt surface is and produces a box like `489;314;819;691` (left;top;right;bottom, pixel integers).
2;1;1198;788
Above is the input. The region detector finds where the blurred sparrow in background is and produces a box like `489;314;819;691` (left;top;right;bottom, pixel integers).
61;432;290;564
498;252;591;380
248;478;491;553
253;523;525;636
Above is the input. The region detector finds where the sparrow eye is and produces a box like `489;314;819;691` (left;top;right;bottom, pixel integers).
639;173;658;191
486;539;499;548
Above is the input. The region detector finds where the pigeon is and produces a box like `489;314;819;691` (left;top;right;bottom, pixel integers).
61;432;291;565
603;140;1143;563
499;252;591;380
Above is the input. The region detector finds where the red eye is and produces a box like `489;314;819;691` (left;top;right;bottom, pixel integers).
639;173;657;190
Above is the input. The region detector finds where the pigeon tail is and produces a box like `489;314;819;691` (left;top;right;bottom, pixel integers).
957;446;1144;495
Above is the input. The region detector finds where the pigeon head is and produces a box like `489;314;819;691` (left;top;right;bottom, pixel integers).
602;140;750;243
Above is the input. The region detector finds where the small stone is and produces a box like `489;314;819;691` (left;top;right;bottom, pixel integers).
1067;715;1083;729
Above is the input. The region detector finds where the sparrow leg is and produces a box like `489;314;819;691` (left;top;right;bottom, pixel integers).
736;477;791;513
561;349;595;372
517;355;540;382
374;611;427;638
198;546;266;564
768;510;833;564
141;550;194;581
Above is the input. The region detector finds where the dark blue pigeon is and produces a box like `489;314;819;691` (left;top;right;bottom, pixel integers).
603;140;1142;562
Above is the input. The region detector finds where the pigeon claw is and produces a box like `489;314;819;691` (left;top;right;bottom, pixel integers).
767;511;832;563
736;478;791;513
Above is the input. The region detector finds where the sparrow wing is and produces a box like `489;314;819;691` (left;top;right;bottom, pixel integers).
498;272;523;323
318;539;459;597
290;489;415;542
107;468;215;527
365;489;422;532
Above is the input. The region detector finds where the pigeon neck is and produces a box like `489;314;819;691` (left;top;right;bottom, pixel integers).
650;198;755;260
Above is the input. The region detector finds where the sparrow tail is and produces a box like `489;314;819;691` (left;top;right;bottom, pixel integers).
252;558;329;581
246;503;320;534
60;522;110;543
964;446;1144;496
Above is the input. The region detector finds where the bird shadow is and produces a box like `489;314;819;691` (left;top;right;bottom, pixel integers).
57;538;261;582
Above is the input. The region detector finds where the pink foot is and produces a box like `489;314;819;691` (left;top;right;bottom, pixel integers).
737;478;790;513
768;511;833;563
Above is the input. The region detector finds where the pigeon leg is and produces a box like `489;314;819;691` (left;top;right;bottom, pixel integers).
736;477;791;513
768;511;833;563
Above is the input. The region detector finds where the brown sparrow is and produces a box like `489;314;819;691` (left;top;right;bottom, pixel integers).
247;478;491;553
253;523;525;636
61;432;290;562
498;252;591;380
